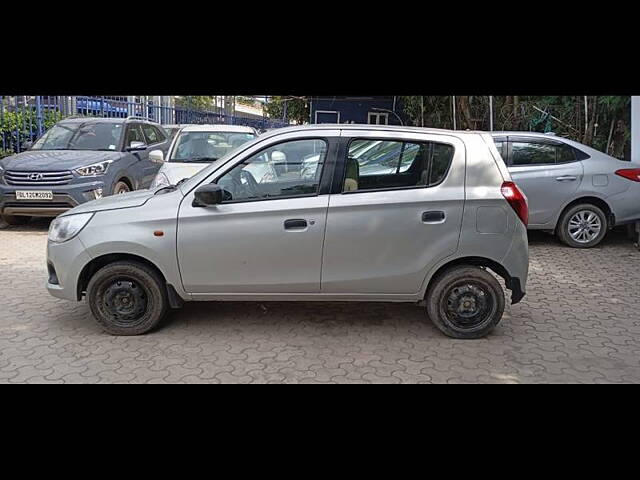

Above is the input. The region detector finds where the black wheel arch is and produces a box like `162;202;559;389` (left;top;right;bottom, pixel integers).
77;253;182;308
556;196;614;231
425;256;525;305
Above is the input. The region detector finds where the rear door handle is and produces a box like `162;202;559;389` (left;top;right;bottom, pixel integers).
556;175;577;181
284;219;308;230
422;211;446;223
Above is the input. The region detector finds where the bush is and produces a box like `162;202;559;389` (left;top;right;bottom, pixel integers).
1;109;64;155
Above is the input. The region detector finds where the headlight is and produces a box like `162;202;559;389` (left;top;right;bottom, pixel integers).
150;172;170;189
48;213;94;243
75;161;113;177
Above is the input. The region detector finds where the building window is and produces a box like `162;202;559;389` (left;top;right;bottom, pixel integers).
368;112;389;125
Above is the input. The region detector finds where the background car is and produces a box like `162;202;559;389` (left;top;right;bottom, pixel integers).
492;132;640;248
0;116;170;225
149;124;258;188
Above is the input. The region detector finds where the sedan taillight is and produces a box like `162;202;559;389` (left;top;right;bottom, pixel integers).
615;168;640;182
501;181;529;226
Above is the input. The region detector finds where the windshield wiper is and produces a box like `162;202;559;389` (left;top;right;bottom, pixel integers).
154;178;189;195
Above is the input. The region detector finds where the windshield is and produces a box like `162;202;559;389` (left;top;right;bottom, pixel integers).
32;122;123;151
170;131;256;163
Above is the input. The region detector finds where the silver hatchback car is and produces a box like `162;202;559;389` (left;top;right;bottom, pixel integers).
46;125;529;339
491;132;640;248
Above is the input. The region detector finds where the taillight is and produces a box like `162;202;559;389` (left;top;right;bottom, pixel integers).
501;181;529;226
615;168;640;182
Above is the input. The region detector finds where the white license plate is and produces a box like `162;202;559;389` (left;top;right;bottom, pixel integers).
16;191;54;201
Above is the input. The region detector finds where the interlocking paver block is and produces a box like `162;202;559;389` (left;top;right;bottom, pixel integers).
1;220;639;383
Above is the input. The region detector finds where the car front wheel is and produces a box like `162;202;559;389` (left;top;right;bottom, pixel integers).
87;261;169;335
113;181;131;195
557;203;607;248
426;266;505;339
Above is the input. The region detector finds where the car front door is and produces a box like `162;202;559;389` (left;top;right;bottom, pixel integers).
320;130;466;295
507;137;584;226
176;132;338;295
123;123;153;189
139;124;168;187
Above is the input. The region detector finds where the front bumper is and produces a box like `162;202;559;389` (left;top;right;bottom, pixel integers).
0;180;106;217
46;233;93;302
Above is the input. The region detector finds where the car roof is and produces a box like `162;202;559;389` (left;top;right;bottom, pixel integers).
58;116;161;125
254;124;498;141
489;131;564;138
179;124;257;133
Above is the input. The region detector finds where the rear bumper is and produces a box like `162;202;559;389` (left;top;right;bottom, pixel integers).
0;180;106;217
608;183;640;226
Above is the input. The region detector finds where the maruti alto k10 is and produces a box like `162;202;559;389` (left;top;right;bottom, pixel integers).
46;125;529;339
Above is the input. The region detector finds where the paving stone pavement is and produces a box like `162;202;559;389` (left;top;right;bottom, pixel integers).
1;218;639;383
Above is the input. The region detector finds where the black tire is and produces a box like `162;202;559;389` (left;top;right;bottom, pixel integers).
0;214;31;226
557;203;607;248
113;180;131;195
426;266;505;339
86;261;168;335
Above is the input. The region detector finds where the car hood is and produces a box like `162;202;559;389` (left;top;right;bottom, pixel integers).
63;189;156;216
0;150;123;171
161;162;208;184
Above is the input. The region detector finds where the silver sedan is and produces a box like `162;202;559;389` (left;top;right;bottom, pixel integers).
491;132;640;247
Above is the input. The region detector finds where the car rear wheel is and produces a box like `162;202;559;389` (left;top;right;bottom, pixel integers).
87;261;169;335
557;203;607;248
113;181;131;195
426;266;505;339
0;214;32;226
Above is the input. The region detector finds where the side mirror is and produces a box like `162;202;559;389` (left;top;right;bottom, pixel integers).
149;149;164;163
193;184;224;207
127;141;147;151
22;140;34;150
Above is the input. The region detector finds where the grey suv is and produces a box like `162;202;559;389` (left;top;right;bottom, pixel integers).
0;116;170;224
492;132;640;248
46;125;529;339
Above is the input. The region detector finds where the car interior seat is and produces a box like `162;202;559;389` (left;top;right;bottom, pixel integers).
344;156;359;191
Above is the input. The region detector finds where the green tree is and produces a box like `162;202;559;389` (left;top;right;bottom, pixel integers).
174;96;215;110
401;96;632;160
264;96;309;124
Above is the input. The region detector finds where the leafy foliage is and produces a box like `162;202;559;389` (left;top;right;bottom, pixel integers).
401;96;632;160
1;110;63;156
174;96;216;110
264;97;309;125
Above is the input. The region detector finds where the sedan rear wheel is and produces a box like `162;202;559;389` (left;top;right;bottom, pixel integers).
558;203;607;248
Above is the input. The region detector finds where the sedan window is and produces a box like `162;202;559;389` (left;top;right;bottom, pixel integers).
511;142;556;166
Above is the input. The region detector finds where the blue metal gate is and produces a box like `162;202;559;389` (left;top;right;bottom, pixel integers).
0;95;289;157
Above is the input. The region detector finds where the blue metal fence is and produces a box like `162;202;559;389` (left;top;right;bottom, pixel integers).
0;95;289;156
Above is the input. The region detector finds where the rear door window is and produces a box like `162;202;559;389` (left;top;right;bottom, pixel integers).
511;141;556;166
342;139;454;192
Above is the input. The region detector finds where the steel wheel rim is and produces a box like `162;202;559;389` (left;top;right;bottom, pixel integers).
568;210;602;243
442;281;495;331
101;276;149;327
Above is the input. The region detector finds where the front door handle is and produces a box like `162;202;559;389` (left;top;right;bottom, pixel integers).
556;175;577;181
284;219;308;230
422;211;446;223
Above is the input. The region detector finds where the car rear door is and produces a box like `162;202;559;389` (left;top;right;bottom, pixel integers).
176;131;339;295
320;129;466;295
507;136;584;226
